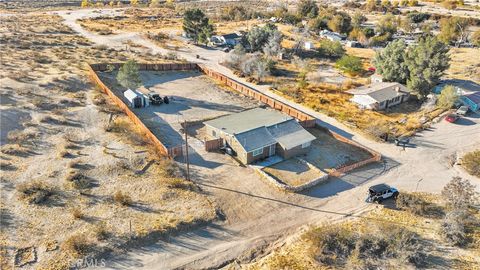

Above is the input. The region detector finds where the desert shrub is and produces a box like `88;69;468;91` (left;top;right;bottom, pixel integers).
17;181;55;204
437;85;459;109
113;191;132;206
0;161;16;171
305;223;425;268
7;130;38;146
158;158;178;178
441;209;468;246
62;234;91;256
461;150;480;177
336;55;363;75
166;178;196;191
71;207;84;219
395;192;441;216
441;177;478;209
92;93;106;105
0;145;30;157
317;39;345;59
66;171;91;191
58;150;73;158
304;225;356;265
94;222;109;240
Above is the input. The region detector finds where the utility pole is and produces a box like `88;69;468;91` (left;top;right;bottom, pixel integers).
184;120;190;181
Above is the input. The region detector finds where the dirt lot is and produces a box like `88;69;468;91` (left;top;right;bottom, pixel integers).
98;70;262;148
304;127;373;171
262;158;326;187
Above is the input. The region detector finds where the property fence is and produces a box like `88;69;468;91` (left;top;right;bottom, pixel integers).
205;138;223;152
327;129;382;177
197;64;317;127
87;61;381;172
86;63;198;158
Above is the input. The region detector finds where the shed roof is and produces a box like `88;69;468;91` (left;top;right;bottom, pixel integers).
348;82;409;103
204;108;293;135
464;91;480;104
221;33;241;39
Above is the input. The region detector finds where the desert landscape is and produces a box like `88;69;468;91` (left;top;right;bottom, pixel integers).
1;0;480;269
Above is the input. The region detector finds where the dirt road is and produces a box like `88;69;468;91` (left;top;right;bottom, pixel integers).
54;9;480;269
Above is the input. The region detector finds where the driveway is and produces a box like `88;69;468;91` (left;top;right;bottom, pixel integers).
53;8;480;269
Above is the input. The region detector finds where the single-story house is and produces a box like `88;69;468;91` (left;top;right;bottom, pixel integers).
433;80;480;111
319;30;346;42
124;89;149;108
204;108;316;164
348;82;410;110
210;33;242;47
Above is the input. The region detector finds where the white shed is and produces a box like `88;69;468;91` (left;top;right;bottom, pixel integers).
124;89;147;108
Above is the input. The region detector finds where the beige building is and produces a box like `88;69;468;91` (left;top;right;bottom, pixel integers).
204;108;316;164
348;82;410;110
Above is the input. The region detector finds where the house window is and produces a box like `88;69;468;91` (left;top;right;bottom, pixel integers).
252;148;263;157
212;130;217;137
301;142;311;148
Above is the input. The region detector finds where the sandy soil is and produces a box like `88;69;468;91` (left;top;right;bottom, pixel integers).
0;13;214;269
262;158;326;187
1;6;479;270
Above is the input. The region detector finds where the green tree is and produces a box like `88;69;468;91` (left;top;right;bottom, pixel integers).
327;12;352;34
297;0;319;18
373;39;409;84
438;17;469;45
375;13;398;38
336;55;363;75
405;36;450;99
183;9;213;44
117;60;142;90
437;85;459;109
352;11;367;28
245;23;279;52
317;39;345;59
198;23;214;46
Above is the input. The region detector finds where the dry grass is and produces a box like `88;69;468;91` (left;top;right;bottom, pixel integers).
113;190;133;206
246;194;480;270
446;48;480;84
461;150;480;178
16;181;55;205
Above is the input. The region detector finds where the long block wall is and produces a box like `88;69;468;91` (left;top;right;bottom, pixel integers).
197;64;316;128
87;62;381;173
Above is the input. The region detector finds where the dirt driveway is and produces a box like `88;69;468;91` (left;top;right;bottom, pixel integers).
54;9;480;269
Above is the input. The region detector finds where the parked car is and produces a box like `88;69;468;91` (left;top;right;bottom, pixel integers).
445;113;460;123
456;106;469;116
366;184;399;203
148;93;163;105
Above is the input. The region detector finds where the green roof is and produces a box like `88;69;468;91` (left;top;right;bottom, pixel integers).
204;108;293;135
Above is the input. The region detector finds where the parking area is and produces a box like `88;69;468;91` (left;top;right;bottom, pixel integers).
99;70;262;148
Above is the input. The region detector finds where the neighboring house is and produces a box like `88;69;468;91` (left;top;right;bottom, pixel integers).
123;89;149;108
319;30;346;42
433;80;480;111
210;33;242;47
460;92;480;112
370;73;384;83
348;82;410;110
304;41;314;50
204;108;316;164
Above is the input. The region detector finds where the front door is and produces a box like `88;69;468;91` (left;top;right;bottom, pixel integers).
269;144;275;156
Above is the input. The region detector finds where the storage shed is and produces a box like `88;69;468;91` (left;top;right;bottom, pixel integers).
124;89;148;108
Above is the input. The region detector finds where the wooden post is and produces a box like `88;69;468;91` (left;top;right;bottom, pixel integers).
184;120;190;181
